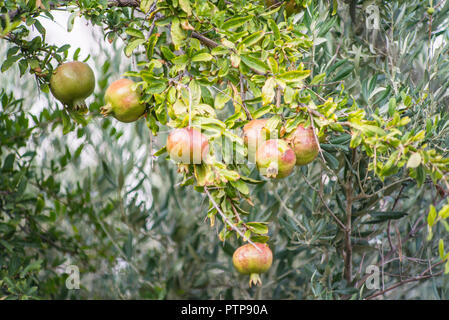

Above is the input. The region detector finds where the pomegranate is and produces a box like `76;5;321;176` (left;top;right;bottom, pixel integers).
101;78;146;123
166;127;209;164
242;119;270;162
256;139;296;179
50;61;95;112
287;124;319;166
232;243;273;287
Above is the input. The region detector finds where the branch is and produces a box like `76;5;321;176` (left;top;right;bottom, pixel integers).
191;31;219;48
204;186;262;252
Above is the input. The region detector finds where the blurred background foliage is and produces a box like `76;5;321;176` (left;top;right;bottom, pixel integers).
1;0;449;299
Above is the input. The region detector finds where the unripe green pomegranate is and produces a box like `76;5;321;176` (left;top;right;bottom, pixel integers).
256;139;296;179
287;124;319;166
233;243;273;287
166;127;209;164
242;119;270;163
49;61;95;112
101;78;146;123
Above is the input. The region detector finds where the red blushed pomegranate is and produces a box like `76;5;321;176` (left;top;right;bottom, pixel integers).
101;78;146;123
287;125;319;166
166;127;209;164
256;139;296;179
233;243;273;287
50;61;95;112
242;119;270;163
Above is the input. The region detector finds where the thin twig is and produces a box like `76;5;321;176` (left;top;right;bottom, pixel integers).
204;186;262;252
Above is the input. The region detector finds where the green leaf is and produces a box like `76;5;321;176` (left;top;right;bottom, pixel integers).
124;38;146;57
407;152;422;169
262;77;276;106
191;52;213;62
67;11;77;32
439;204;449;219
240;55;269;74
222;16;252;30
428;205;437;227
126;28;145;39
230;179;249;195
240;31;265;47
2;153;15;171
140;0;154;13
439;239;445;260
310;73;326;85
179;0;192;15
332;64;353;81
171;18;186;50
214;91;231;110
1;55;20;72
268;19;280;40
246;222;269;235
277;70;310;82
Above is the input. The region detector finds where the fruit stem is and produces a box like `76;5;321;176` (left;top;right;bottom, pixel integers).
266;162;279;178
100;103;113;117
249;273;262;287
72;98;88;113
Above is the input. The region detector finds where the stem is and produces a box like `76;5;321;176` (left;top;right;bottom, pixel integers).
204;186;262;252
343;150;355;284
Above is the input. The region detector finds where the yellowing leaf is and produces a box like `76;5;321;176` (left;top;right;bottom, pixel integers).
428;205;437;228
407;152;421;168
191;53;213;62
262;78;276;106
140;0;154;13
222;16;252;30
277;70;310;82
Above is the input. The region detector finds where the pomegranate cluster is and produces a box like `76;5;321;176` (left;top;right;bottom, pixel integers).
49;62;320;288
242;119;319;179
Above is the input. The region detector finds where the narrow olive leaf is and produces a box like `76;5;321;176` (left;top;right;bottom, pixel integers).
332;64;354;81
240;55;269;74
191;53;213;62
124;38;145;57
153;146;167;157
277;70;310;82
179;0;192;15
222;16;252;30
428;205;437;227
262;77;276;106
439;239;445;260
388;97;397;116
67;11;77;32
407;152;422;168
